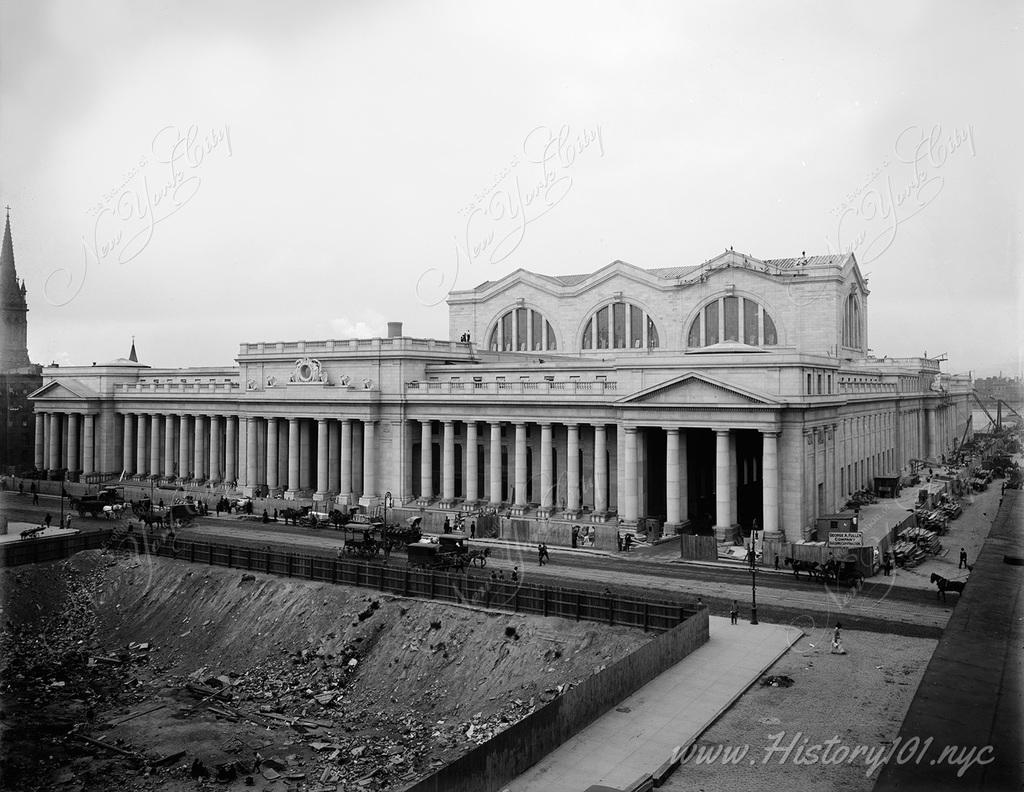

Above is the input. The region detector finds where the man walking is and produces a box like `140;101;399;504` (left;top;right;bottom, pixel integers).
959;547;968;569
730;600;738;625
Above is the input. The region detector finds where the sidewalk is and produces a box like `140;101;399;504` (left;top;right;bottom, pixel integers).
506;617;802;792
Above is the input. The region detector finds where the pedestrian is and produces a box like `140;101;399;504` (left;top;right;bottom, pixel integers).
470;520;476;539
571;525;579;548
44;513;52;528
959;547;968;569
64;514;73;530
273;508;278;521
624;533;633;552
616;531;623;552
696;597;703;609
215;501;221;516
774;554;780;570
443;516;451;534
511;566;519;583
18;481;24;496
32;486;39;506
746;545;755;569
883;554;892;576
262;509;269;524
541;543;550;564
537;543;546;566
831;623;846;655
730;600;738;625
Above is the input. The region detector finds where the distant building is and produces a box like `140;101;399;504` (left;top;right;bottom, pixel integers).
0;209;42;472
30;249;972;542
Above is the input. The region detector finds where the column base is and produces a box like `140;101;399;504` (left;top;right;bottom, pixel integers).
359;495;380;508
460;501;479;512
662;522;683;535
714;523;740;542
535;507;552;519
284;490;299;501
509;504;528;517
439;498;457;509
242;485;258;497
313;492;329;503
761;530;784;542
589;511;610;524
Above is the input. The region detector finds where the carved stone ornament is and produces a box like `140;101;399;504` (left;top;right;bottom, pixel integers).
246;378;258;391
339;374;351;386
266;375;277;387
289;358;329;384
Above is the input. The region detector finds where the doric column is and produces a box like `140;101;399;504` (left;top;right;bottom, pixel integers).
287;418;300;493
61;414;69;469
420;420;433;501
362;420;377;498
164;414;176;477
514;422;528;507
123;413;135;474
68;413;80;472
539;423;553;513
266;418;279;491
624;426;638;521
665;428;680;526
728;430;738;522
340;420;352;500
465;421;479;503
926;407;937;461
192;415;205;479
762;431;780;537
299;419;312;490
82;414;95;475
225;416;237;483
178;415;190;479
246;417;259;489
594;424;607;514
34;413;45;469
316;419;330;496
328;420;341;493
566;423;580;514
351;422;363;497
678;430;688;521
137;413;148;474
714;429;733;536
489;422;502;505
149;414;161;477
442;420;456;504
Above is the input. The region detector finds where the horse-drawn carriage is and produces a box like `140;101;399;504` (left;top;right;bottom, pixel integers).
70;486;126;518
784;556;863;587
405;532;488;571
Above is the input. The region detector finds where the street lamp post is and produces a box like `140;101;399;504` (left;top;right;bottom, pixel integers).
750;529;759;625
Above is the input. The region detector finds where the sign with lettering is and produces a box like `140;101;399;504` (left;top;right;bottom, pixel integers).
828;532;862;548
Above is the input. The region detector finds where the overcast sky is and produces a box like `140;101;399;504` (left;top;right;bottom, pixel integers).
1;0;1020;376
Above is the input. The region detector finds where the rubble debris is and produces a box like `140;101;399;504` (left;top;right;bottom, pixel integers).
761;675;795;688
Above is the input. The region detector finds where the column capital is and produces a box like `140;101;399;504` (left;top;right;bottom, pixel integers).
761;430;780;438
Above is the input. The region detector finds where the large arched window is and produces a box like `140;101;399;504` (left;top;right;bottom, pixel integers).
687;295;778;348
842;293;862;349
488;307;557;351
581;301;659;349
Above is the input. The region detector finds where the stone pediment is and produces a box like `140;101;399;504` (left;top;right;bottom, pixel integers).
29;379;99;400
618;373;776;406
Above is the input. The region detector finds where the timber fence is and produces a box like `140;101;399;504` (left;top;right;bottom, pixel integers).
3;529;696;634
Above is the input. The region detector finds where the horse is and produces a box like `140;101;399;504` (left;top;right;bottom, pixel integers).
785;557;822;581
930;573;966;602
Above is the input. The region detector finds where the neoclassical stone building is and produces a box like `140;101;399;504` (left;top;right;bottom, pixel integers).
30;249;972;542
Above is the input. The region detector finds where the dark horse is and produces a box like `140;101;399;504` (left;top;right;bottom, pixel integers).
785;557;823;581
930;573;966;602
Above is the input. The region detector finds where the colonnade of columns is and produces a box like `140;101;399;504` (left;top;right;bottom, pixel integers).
32;410;379;504
409;418;780;535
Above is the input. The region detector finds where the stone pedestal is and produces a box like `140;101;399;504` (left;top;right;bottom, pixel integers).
284;490;298;501
714;523;739;542
460;501;478;513
359;495;380;509
509;504;528;517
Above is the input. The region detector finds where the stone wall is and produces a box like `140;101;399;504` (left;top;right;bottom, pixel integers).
400;607;709;792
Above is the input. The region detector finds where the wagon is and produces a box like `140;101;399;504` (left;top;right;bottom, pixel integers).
406;541;468;572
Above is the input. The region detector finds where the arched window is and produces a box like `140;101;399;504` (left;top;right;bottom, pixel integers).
488;307;557;351
842;293;862;349
581;302;659;349
687;296;778;348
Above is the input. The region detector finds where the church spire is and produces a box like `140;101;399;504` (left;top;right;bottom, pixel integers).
1;206;25;311
129;336;138;363
1;205;31;369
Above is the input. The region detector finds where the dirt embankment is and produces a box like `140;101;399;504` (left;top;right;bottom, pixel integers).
1;551;650;792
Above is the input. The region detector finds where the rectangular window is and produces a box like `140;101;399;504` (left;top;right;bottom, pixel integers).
501;313;512;350
723;296;739;342
807;373;812;394
704;300;719;345
612;302;626;348
817;373;823;394
630;305;643;348
743;300;759;344
596;307;610;349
